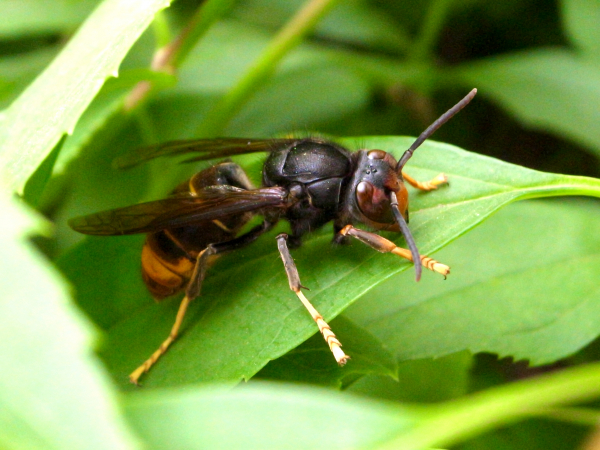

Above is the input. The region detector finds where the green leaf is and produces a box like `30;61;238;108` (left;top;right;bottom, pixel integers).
451;48;600;153
0;0;172;194
58;138;600;388
0;195;139;449
123;383;416;450
346;198;600;365
122;362;600;450
561;0;600;59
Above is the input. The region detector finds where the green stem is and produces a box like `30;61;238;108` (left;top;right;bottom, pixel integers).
195;0;341;137
125;0;236;111
151;10;172;48
408;0;454;63
378;362;600;449
171;0;237;68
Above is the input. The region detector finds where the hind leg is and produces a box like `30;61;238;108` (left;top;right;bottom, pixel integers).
129;220;276;384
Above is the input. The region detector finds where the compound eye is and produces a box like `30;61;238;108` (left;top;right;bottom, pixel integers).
356;181;373;205
356;181;393;224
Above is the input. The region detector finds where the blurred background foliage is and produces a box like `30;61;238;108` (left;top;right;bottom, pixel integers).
3;0;600;449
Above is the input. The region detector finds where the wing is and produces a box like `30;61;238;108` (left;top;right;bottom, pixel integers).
114;138;297;169
68;186;288;236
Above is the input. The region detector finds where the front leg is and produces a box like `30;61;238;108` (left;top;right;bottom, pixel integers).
338;225;450;277
333;218;352;245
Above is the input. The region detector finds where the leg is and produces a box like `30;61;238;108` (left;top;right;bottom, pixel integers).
276;234;350;365
402;171;447;191
338;225;450;277
129;292;192;384
129;221;275;384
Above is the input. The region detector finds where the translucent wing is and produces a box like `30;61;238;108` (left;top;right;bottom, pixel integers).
69;186;288;235
114;138;297;169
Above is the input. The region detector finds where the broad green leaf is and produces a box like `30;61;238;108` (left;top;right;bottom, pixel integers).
123;363;600;450
451;48;600;153
345;199;600;365
0;0;172;194
58;138;600;388
0;194;139;449
561;0;600;59
123;383;416;450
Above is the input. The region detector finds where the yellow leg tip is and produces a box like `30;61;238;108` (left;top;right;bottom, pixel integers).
333;346;350;365
129;367;145;386
433;263;450;276
433;173;448;186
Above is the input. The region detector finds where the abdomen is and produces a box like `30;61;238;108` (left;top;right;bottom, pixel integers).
141;162;254;300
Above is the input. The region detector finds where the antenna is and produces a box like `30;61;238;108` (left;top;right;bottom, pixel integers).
396;88;477;172
390;191;422;281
